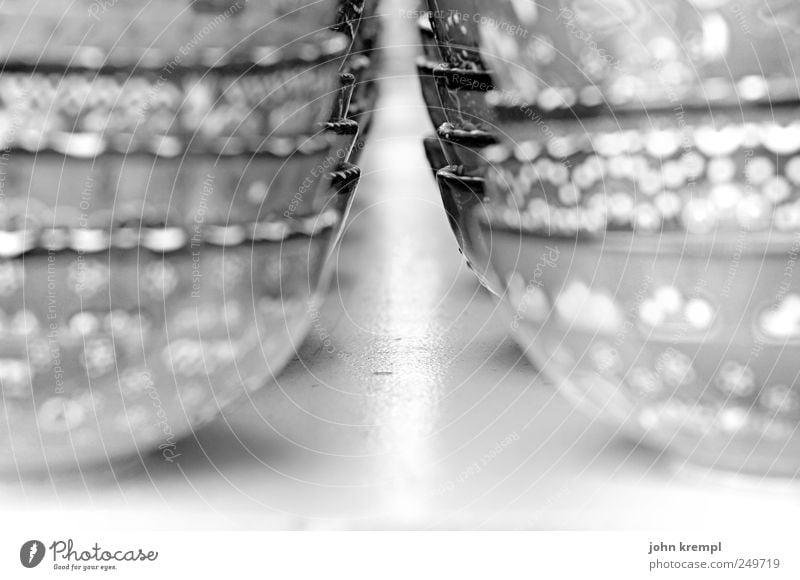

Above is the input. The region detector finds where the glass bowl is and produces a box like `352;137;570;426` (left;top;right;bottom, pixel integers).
0;6;366;471
0;162;359;474
417;14;441;64
426;0;484;71
0;0;358;65
440;111;800;476
431;0;800;478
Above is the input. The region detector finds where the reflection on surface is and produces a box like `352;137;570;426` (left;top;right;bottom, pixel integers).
363;139;448;520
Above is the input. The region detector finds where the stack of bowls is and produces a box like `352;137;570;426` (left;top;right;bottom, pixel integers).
424;0;800;477
417;0;497;170
337;0;382;160
0;0;375;474
415;1;498;279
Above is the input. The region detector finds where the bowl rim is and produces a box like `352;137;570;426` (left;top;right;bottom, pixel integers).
0;29;350;72
476;213;800;257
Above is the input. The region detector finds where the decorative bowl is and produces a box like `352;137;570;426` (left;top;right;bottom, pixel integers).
0;0;362;65
426;0;485;71
443;152;800;476
344;54;380;135
0;0;371;474
342;0;380;56
435;0;800;477
436;167;496;291
431;64;495;133
0;163;360;474
416;62;495;134
436;123;495;174
474;0;800;117
0;33;350;143
2;121;358;233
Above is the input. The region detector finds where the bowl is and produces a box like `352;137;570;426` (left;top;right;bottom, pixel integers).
0;0;362;65
2;120;359;233
443;152;800;477
343;53;380;161
417;14;441;64
431;64;495;133
0;1;368;473
417;60;449;132
473;0;800;115
332;71;357;122
341;0;381;56
345;54;379;123
426;0;485;71
435;0;800;477
436;167;496;292
0;31;351;142
417;4;495;176
416;62;495;133
415;51;496;180
0;163;360;474
423;134;448;178
436;123;496;174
